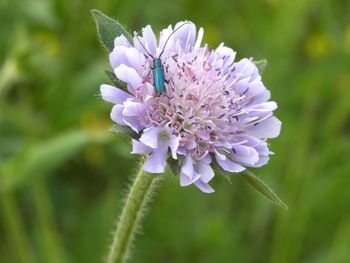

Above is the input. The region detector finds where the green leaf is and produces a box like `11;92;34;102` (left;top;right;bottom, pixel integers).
109;124;137;139
0;130;109;192
104;70;128;92
90;9;133;52
241;170;288;210
253;59;268;74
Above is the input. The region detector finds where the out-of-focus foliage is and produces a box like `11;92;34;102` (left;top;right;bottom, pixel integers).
0;0;349;262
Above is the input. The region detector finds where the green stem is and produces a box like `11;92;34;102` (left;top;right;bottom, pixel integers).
107;158;161;263
0;193;35;263
32;181;66;263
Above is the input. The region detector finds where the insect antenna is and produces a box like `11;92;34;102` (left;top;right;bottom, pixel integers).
158;21;191;58
135;32;154;59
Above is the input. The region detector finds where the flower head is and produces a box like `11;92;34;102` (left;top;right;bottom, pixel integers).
101;21;281;193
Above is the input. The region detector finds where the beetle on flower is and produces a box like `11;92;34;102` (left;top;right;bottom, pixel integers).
100;21;281;193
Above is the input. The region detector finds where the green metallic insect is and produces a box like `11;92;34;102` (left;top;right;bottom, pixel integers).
136;22;190;95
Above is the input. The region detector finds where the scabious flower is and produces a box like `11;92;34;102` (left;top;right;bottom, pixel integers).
100;21;281;193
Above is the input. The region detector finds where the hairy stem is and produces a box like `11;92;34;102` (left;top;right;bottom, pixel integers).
107;158;161;263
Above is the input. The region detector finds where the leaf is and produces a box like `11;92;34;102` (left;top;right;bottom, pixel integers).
90;9;133;52
241;169;288;210
0;130;109;192
109;124;137;139
104;70;128;92
253;59;268;74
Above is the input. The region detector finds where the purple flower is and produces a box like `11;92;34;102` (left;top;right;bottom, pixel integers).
100;21;281;193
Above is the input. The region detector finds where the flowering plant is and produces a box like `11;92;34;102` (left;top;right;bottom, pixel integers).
92;9;287;263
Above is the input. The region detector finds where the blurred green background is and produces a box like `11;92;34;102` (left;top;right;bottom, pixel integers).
1;0;350;262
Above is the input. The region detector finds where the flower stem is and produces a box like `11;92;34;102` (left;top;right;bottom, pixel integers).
107;158;161;263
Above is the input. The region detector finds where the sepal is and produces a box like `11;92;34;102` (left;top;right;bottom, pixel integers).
91;9;133;52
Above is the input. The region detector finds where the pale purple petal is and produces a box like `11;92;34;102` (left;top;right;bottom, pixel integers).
123;117;143;133
194;27;204;49
231;145;259;165
114;34;131;48
110;105;125;125
248;102;278;113
201;154;212;164
173;21;196;51
143;144;168;173
215;44;236;67
180;172;200;187
142;25;157;56
197;161;214;183
252;156;270;167
131;139;153;154
100;84;131;104
122;100;147;117
234;58;259;81
169;135;180;159
180;155;200;186
194;180;215;193
124;47;146;70
246;116;281;139
181;154;193;176
115;64;142;89
214;149;226;161
158;25;174;55
215;153;245;173
180;173;201;186
109;46;128;69
139;127;160;149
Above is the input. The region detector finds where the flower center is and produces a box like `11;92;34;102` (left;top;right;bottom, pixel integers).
158;130;170;143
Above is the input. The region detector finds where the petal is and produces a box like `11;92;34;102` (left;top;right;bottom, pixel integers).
114;34;131;48
194;180;215;193
181;154;194;177
215;153;245;173
100;84;131;104
122;100;146;116
197;161;214;183
123;116;143;133
109;46;128;69
247;102;278;113
110;104;125;125
186;139;197;150
246;116;281;139
216;45;236;67
173;21;196;51
131;139;152;154
180;172;201;187
139;127;160;149
235;58;258;80
201;154;212;164
142;25;157;56
180;155;201;186
125;47;146;70
214;149;226;160
252;156;270;168
231;145;259;165
194;27;204;49
115;64;142;89
169;135;180;159
143;144;168;173
254;141;270;156
158;25;174;55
